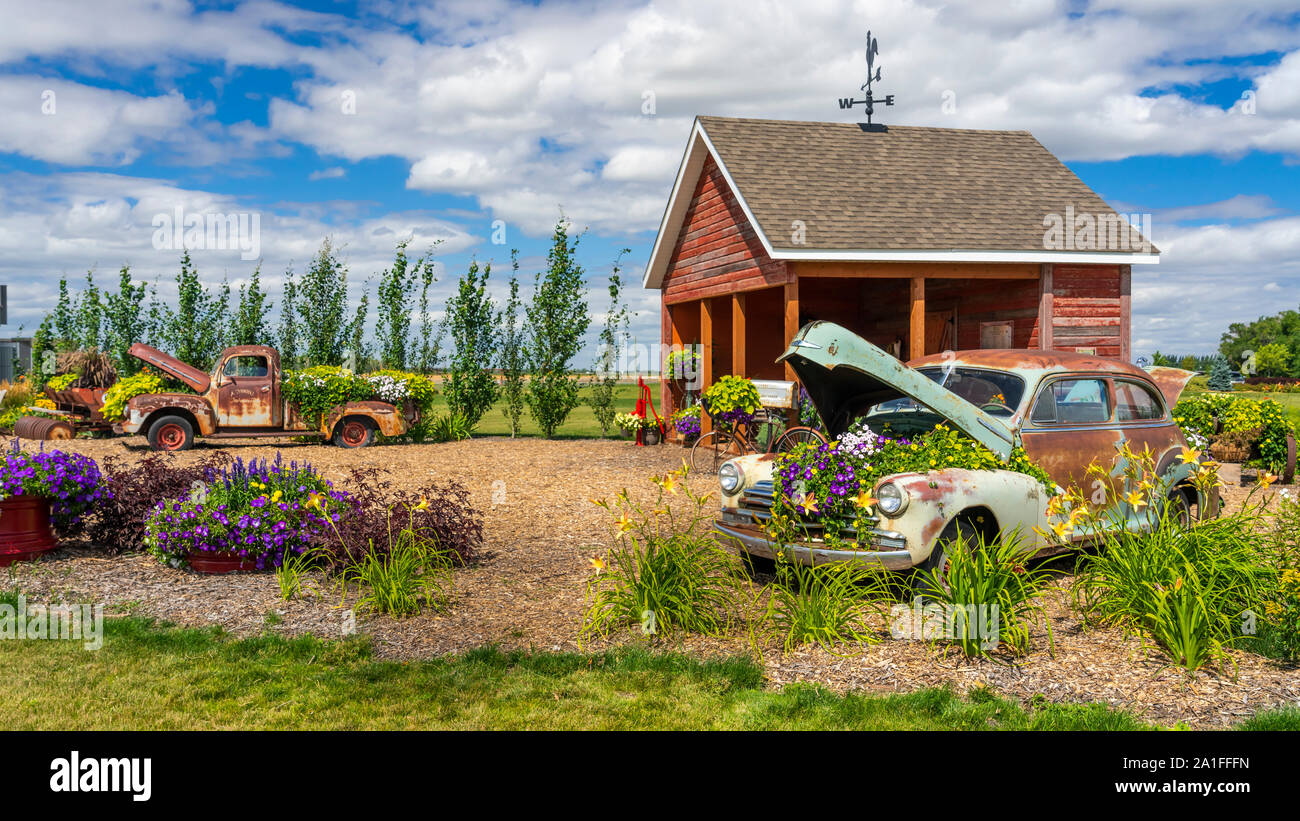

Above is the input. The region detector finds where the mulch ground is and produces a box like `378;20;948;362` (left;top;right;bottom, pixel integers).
8;435;1300;728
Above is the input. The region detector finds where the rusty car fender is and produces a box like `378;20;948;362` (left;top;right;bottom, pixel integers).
122;394;219;435
322;401;408;438
874;468;1054;564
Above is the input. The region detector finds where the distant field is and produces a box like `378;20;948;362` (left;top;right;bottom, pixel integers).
429;379;663;438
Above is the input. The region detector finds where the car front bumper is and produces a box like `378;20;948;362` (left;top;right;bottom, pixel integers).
713;519;917;571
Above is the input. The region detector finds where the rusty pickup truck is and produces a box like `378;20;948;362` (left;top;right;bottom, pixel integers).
118;343;411;451
714;321;1207;585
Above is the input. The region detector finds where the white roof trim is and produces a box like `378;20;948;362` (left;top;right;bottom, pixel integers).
642;120;1159;290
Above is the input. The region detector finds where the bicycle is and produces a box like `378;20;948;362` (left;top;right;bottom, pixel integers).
688;398;827;474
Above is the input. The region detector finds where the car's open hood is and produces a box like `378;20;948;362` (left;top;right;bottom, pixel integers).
776;321;1016;460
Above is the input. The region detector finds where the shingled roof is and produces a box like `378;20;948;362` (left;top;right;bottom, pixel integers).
644;116;1157;288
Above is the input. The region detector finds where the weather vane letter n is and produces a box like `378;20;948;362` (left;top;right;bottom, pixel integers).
837;29;896;127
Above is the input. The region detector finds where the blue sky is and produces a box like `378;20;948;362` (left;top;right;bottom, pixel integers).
2;0;1299;364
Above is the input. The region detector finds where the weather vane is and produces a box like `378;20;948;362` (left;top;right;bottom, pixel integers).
837;30;895;128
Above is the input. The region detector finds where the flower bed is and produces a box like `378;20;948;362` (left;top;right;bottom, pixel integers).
282;366;436;427
770;421;1053;549
144;454;345;570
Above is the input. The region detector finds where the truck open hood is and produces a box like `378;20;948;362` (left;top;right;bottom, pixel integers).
776;321;1016;460
128;343;211;394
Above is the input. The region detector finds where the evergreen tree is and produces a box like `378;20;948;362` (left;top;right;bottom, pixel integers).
1207;356;1233;392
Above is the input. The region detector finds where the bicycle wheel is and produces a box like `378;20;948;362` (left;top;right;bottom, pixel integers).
773;426;827;453
690;430;742;474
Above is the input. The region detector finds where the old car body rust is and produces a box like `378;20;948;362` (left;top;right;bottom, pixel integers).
118;344;409;446
715;321;1208;571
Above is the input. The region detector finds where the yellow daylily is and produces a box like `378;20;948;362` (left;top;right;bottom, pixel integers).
1259;472;1278;489
660;473;679;495
855;490;878;509
615;513;634;535
589;555;606;574
1177;447;1201;465
1124;491;1147;510
305;492;325;511
797;493;819;515
414;495;430;511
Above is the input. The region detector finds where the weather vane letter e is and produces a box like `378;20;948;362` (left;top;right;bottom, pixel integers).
837;30;896;127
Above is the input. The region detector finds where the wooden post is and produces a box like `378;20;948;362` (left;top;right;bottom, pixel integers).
1119;264;1132;363
909;275;925;359
1038;263;1054;350
700;298;713;436
731;293;747;379
661;300;674;418
784;274;799;426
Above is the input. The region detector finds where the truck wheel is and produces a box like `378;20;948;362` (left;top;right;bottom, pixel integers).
148;415;194;452
333;416;376;449
1166;487;1193;529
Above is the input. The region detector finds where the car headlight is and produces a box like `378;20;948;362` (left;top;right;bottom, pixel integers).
719;461;744;496
875;482;908;517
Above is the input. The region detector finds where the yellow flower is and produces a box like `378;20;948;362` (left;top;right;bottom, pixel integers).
270;489;283;503
1259;472;1278;489
855;490;878;509
1124;491;1147;510
305;492;325;511
797;493;820;515
1052;520;1073;539
661;473;679;495
589;555;606;574
615;513;634;534
1177;447;1201;465
414;495;430;511
1174;576;1184;592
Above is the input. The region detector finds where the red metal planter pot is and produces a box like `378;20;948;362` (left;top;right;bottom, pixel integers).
187;550;261;574
0;495;59;567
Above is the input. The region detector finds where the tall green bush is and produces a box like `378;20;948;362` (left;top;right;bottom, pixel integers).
586;249;631;436
526;219;590;438
443;259;498;429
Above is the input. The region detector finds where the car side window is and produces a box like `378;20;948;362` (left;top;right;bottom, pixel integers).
1114;380;1165;422
1031;378;1111;424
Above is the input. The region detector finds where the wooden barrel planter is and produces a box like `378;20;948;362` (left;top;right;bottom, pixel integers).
0;495;58;566
187;550;260;574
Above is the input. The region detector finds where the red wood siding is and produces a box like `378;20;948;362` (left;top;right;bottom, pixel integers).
662;157;789;305
1050;264;1123;359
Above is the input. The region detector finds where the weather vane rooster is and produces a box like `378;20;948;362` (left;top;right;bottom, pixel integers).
837;30;896;127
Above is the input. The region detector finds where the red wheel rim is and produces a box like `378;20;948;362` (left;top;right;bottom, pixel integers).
157;423;186;451
340;421;367;446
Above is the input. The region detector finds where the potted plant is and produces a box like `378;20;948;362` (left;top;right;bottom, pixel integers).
614;411;645;439
702;375;762;430
0;445;105;566
144;454;345;574
671;404;702;444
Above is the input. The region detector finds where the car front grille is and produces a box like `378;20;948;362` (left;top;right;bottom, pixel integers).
726;479;884;541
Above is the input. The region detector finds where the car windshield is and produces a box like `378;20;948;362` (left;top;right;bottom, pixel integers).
865;367;1026;419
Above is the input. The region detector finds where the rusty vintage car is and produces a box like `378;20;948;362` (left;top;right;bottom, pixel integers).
117;343;411;451
713;321;1208;582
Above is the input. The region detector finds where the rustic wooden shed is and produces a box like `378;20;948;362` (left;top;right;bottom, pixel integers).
644;116;1158;428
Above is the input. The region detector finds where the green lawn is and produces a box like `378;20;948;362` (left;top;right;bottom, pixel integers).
432;380;663;438
3;598;1294;730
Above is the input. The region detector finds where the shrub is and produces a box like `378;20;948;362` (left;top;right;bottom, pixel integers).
282;366;436;427
90;452;231;553
582;467;749;640
318;467;481;572
762;534;889;654
1172;393;1292;471
144;454;343;570
0;443;106;533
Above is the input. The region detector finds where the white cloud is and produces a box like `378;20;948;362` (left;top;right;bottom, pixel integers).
308;167;346;181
